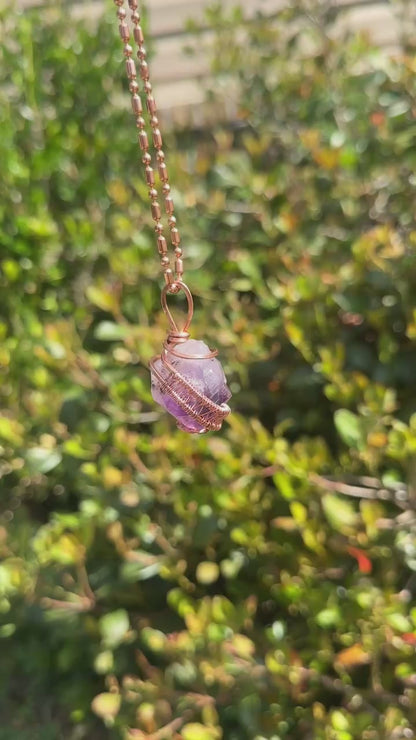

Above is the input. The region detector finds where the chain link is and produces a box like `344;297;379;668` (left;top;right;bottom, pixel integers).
113;0;184;287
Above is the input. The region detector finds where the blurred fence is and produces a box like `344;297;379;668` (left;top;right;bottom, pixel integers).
16;0;405;126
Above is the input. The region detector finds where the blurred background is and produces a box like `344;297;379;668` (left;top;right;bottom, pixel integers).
1;0;416;737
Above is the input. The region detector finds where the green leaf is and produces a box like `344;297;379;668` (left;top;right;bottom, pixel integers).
141;627;166;652
120;561;160;581
196;562;220;585
94;650;114;675
395;662;413;680
290;501;307;525
0;623;16;638
86;285;119;313
182;723;220;740
26;447;62;474
0;418;24;445
99;609;130;648
94;321;128;341
316;606;341;629
50;534;84;565
322;494;358;531
332;710;349;731
360;499;385;539
273;471;295;499
387;613;412;633
334;409;365;449
91;692;121;719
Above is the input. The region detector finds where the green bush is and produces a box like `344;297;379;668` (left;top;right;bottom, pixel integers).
1;2;416;738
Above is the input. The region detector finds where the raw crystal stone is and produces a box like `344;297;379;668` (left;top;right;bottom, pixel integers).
151;338;231;433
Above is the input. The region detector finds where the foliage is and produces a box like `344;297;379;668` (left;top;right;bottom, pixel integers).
1;1;416;738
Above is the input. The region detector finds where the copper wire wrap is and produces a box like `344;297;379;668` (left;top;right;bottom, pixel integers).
149;284;231;432
113;0;184;287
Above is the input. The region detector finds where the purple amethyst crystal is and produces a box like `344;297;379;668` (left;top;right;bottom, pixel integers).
151;339;231;433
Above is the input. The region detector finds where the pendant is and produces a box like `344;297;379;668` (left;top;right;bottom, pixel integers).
149;283;231;433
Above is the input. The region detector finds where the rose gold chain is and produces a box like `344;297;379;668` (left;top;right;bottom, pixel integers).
113;0;184;289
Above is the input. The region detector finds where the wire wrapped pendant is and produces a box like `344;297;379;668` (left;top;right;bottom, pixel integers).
111;1;230;433
149;283;231;433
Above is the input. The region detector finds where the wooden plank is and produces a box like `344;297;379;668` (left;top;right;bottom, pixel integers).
151;2;400;85
148;0;396;39
146;0;285;37
13;0;404;125
155;78;238;127
16;0;284;27
16;0;392;37
151;33;209;84
333;4;400;48
16;0;399;47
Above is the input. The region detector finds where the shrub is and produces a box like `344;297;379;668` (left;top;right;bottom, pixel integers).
1;2;416;738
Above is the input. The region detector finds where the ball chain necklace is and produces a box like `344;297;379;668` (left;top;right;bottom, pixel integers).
112;0;231;434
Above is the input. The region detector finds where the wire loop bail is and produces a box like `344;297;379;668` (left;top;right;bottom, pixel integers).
161;281;194;344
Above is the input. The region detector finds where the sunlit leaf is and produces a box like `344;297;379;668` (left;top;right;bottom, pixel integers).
99;610;130;648
91;693;121;719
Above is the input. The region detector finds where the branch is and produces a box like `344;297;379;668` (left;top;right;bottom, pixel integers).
310;474;394;500
40;595;93;612
149;716;186;740
128;449;150;477
310;474;410;510
300;666;407;719
128;716;186;740
77;562;96;605
261;465;409;508
376;510;416;530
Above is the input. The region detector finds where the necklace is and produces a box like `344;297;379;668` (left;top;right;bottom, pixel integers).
113;0;231;433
